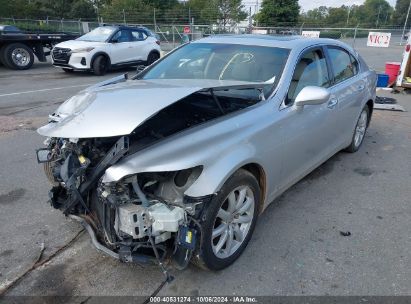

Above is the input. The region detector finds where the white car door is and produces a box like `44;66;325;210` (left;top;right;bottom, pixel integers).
109;29;135;64
130;30;152;62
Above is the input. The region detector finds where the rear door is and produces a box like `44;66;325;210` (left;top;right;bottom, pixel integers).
325;46;367;147
130;29;152;62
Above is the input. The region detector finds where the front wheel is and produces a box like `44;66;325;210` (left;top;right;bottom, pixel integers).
197;169;260;270
345;106;370;153
92;55;108;76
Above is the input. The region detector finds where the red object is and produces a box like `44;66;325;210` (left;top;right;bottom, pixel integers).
406;44;410;52
385;62;401;84
183;26;191;34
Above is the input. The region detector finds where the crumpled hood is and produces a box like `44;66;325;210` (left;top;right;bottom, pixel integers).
37;78;263;139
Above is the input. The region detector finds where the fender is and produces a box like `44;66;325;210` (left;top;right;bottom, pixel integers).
184;146;265;198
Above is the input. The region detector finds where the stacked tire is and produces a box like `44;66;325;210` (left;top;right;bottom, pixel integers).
0;43;34;70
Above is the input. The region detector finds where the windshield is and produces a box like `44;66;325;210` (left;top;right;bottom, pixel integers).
76;27;115;42
142;42;289;93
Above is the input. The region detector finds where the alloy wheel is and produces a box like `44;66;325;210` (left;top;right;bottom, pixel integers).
211;185;255;259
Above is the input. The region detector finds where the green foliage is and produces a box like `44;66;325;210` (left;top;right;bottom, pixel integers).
393;0;411;27
255;0;300;26
300;0;395;27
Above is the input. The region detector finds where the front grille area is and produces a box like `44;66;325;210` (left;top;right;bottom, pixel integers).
52;47;71;63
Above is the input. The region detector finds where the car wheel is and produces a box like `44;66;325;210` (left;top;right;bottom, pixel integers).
0;46;6;66
62;68;74;73
345;106;370;153
92;55;108;76
146;52;160;66
3;43;34;70
197;169;260;270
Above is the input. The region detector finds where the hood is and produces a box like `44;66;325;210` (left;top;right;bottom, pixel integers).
37;78;269;139
55;40;106;50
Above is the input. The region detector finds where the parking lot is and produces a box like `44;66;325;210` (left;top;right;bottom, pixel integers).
0;37;410;298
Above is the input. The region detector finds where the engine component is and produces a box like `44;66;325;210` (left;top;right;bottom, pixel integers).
115;202;185;240
177;225;197;250
148;203;185;235
115;203;149;239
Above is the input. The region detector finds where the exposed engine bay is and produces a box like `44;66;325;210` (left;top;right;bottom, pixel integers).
36;84;263;273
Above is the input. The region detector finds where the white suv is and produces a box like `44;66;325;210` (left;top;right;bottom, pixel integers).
51;26;161;75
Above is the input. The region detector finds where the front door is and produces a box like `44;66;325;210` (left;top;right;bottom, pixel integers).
109;29;134;64
278;47;338;188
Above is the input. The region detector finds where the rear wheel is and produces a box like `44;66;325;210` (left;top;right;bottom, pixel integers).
196;169;260;270
146;51;160;66
345;106;370;153
3;43;34;70
92;55;108;76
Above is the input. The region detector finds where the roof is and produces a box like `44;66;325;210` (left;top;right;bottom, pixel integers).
194;34;346;50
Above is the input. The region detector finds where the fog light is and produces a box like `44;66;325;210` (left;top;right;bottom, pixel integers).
81;57;86;65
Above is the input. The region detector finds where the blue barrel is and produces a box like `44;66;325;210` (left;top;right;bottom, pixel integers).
377;74;389;87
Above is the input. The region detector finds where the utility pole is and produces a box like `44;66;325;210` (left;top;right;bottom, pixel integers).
248;6;252;33
188;7;191;26
123;9;126;25
346;6;352;26
153;8;156;31
400;0;411;45
376;5;382;27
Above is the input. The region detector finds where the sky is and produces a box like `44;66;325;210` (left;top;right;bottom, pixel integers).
242;0;398;14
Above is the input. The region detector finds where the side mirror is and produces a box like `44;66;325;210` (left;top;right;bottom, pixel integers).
294;86;330;107
111;38;119;43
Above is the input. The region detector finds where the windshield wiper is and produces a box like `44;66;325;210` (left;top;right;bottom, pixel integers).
209;89;225;115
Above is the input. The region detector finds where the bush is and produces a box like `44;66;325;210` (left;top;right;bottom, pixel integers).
319;31;342;39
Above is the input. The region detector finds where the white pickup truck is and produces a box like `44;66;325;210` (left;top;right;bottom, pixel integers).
52;25;161;75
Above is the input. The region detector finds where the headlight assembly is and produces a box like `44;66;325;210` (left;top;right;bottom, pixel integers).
71;47;95;53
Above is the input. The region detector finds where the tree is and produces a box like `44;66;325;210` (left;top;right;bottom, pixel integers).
216;0;247;29
361;0;393;26
256;0;300;26
69;0;97;19
393;0;411;27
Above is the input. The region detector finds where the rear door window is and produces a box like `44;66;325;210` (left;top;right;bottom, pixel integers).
131;30;148;41
327;47;357;84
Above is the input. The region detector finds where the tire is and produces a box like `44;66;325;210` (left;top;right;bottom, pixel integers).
3;43;34;70
345;106;370;153
92;55;108;76
62;68;74;73
197;169;260;270
0;46;5;66
146;51;160;66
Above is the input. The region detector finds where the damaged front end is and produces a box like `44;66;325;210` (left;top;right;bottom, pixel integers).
37;135;209;269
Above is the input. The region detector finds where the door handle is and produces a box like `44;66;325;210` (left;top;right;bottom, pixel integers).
327;98;338;109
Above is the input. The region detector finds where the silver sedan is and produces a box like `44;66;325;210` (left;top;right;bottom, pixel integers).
37;35;376;271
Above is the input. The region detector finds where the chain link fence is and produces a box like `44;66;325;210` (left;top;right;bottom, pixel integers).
1;16;407;72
